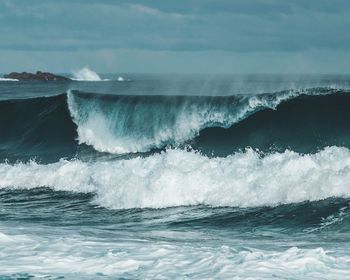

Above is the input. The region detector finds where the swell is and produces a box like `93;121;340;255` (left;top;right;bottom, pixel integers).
1;186;349;232
0;88;350;161
0;94;78;162
171;198;350;233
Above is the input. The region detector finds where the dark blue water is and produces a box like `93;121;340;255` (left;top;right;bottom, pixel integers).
0;73;350;279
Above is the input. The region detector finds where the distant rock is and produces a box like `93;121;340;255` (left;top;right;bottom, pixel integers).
3;71;71;81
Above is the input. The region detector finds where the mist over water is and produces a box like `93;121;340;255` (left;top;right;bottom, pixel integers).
1;74;350;279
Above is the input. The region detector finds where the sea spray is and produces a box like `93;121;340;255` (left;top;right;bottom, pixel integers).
72;67;105;81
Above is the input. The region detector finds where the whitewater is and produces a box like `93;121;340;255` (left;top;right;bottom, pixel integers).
1;74;350;279
1;146;350;209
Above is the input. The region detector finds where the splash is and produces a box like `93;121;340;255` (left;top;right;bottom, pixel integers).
72;67;106;81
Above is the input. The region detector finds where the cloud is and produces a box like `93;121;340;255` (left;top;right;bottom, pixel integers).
1;0;349;53
0;0;349;73
130;4;160;15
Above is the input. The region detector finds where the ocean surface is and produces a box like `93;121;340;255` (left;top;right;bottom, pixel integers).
0;71;350;279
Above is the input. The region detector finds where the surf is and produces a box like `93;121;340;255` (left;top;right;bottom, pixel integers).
0;87;350;162
67;87;349;155
1;147;350;209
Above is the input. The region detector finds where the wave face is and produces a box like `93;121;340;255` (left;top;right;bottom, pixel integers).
1;88;350;161
1;147;350;209
0;94;78;162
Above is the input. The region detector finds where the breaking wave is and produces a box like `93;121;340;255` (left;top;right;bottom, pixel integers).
0;87;350;162
1;147;350;209
2;79;350;280
67;88;347;154
67;89;297;154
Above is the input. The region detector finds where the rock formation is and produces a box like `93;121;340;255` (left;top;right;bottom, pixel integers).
3;71;71;81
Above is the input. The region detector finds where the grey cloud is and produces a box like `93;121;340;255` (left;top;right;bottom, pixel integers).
0;0;349;73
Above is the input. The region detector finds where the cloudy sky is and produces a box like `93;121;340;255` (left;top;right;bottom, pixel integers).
0;0;349;73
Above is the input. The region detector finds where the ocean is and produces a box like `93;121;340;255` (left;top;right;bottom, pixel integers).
0;72;350;279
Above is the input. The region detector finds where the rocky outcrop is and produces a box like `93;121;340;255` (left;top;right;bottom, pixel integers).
3;71;71;81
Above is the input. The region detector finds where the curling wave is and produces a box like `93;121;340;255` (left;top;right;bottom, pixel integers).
0;87;350;162
67;88;346;154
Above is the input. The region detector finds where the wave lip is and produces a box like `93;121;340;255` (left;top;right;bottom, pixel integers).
1;147;349;209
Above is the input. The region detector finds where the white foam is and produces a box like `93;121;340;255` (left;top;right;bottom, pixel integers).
0;77;19;81
1;147;350;209
72;67;107;81
0;227;348;279
117;76;125;82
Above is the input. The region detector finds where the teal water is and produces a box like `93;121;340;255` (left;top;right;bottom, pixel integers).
0;74;350;279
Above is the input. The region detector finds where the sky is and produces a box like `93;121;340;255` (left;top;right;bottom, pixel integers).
0;0;349;74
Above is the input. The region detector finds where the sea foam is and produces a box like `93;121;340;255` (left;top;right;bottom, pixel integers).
1;147;349;209
0;228;348;279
